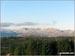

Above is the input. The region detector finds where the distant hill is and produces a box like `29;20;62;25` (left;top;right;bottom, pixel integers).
0;28;75;37
0;29;21;37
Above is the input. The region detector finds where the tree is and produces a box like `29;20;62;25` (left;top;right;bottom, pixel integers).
8;44;14;54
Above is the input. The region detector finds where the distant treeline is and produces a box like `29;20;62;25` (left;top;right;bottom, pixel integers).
1;36;74;55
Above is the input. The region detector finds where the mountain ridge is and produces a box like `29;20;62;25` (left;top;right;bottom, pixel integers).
0;28;75;37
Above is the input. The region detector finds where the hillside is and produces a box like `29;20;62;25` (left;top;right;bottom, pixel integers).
1;36;74;55
0;28;75;37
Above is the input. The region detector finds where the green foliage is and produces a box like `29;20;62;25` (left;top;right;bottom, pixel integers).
1;37;74;55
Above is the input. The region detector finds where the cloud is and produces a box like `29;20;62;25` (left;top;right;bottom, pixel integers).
0;23;14;27
51;20;57;26
1;22;51;28
15;22;39;26
0;22;39;27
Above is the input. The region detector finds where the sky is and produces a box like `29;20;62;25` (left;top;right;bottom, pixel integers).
1;1;74;30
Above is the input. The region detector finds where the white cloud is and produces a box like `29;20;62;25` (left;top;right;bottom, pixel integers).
0;23;14;27
15;22;39;26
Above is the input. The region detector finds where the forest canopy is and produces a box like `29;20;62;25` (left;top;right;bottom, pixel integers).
1;36;74;55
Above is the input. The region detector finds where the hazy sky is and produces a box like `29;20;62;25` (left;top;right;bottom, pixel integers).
1;1;74;30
